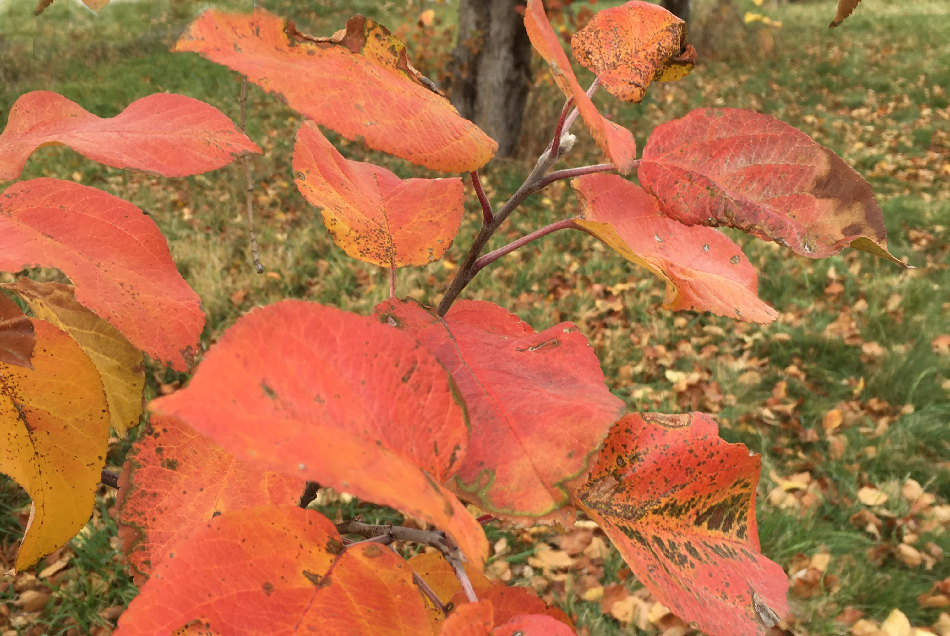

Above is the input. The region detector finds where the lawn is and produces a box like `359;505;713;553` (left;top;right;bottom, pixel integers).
0;0;948;634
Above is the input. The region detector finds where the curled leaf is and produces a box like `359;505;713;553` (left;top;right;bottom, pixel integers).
572;173;776;323
0;179;205;371
638;108;907;266
0;91;260;181
151;300;487;567
830;0;863;27
575;412;789;636
571;1;697;103
174;8;496;172
524;0;637;173
294;122;464;268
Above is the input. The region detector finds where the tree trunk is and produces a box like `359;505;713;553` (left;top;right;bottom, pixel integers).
662;0;692;32
446;0;532;159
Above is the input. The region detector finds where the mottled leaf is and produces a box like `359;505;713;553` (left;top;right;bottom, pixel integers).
0;293;34;369
575;412;789;636
524;0;637;173
4;279;144;435
376;299;625;519
294;122;464;268
116;414;306;584
0;91;260;181
571;1;697;103
572;174;776;323
151;300;487;566
0;179;205;371
830;0;863;27
174;8;496;172
0;319;110;571
113;505;431;636
639;108;906;265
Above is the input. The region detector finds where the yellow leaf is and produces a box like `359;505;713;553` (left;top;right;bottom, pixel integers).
6;279;144;436
857;486;888;506
880;609;911;636
744;12;764;23
0;319;110;571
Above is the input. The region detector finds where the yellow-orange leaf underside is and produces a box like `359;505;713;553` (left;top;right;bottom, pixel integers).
0;91;260;181
113;506;431;636
376;299;625;520
151;300;487;567
294;122;465;268
0;319;110;571
4;279;145;436
572;1;697;103
523;0;637;173
639;108;906;266
575;412;789;636
116;414;305;584
174;8;496;173
572;174;776;323
0;179;205;371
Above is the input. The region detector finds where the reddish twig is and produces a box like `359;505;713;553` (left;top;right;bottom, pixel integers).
471;171;493;225
413;572;448;614
240;77;264;274
100;469;119;489
472;219;579;275
476;514;496;525
548;96;575;160
389;265;397;298
562;76;600;134
535;163;623;190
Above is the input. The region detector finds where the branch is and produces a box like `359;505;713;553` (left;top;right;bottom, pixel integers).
470;171;493;225
298;481;321;508
413;572;448;615
562;76;600;134
472;219;579;275
389;265;397;298
240;77;264;274
548;96;575;161
535;162;623;190
100;469;119;489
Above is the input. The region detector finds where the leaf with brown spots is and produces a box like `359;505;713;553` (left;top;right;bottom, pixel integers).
572;174;777;323
575;412;789;636
0;179;205;371
173;8;496;172
571;1;697;104
151;300;487;567
294;122;465;268
376;298;625;520
4;279;144;436
116;414;306;584
0;293;34;369
0;91;259;181
524;0;637;173
830;0;864;27
638;108;907;266
0;319;110;571
113;506;432;636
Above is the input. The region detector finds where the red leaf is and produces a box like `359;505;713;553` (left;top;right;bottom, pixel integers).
575;412;789;636
294;122;464;268
0;179;204;371
0;91;260;181
493;614;578;636
113;506;431;636
523;0;637;173
151;300;488;567
639;108;906;265
116;414;306;584
449;584;574;630
571;1;697;103
376;299;625;520
174;8;496;172
439;602;578;636
0;293;34;369
440;602;495;636
572;174;777;323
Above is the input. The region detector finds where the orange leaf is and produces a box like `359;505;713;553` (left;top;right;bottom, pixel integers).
151;300;488;567
575;412;789;636
113;506;431;636
0;91;260;181
0;293;34;369
830;0;863;27
174;8;496;172
449;584;574;630
492;614;578;636
523;0;637;173
294;122;464;268
439;602;494;636
571;1;696;103
572;174;777;323
639;108;907;266
0;319;110;570
410;552;494;634
116;414;306;584
376;299;625;520
438;600;578;636
0;179;205;371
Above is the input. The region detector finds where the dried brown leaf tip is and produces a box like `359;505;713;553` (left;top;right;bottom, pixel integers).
830;0;864;28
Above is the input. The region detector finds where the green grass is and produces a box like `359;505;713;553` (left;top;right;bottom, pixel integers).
1;0;949;634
